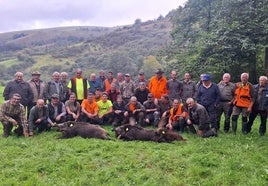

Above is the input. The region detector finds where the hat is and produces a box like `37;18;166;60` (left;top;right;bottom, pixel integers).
139;72;144;75
201;74;210;81
32;71;41;75
51;93;59;99
125;73;130;77
155;68;164;74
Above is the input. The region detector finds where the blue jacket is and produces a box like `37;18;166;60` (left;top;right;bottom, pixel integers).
197;82;221;107
253;84;268;111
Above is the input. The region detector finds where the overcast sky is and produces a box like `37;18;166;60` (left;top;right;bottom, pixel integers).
0;0;187;33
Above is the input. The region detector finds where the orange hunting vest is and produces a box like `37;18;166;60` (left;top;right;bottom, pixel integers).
169;104;187;122
104;78;117;92
234;83;251;108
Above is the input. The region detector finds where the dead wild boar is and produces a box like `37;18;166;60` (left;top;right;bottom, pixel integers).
156;128;186;142
56;121;109;140
112;124;159;142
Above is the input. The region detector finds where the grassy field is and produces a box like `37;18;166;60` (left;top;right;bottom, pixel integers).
0;87;267;185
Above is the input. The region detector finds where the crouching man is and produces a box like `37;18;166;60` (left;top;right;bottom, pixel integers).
186;98;217;138
166;99;188;133
124;96;145;125
0;93;28;137
28;99;50;136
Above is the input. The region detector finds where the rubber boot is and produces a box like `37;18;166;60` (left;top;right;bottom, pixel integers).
242;117;248;134
232;121;237;135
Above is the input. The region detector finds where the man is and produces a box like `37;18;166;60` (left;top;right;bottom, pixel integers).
97;92;113;125
134;71;148;89
81;92;99;123
246;76;268;136
115;72;124;89
28;99;49;135
96;70;106;92
166;99;188;133
148;68;168;99
216;73;236;132
88;73;102;94
186;98;217;138
167;70;183;101
112;95;126;126
67;68;90;104
3;72;33;110
134;82;150;104
124;96;145;125
231;73;255;134
181;72;197;103
155;94;172;117
120;73;135;103
197;74;221;132
60;71;69;103
45;71;66;103
143;93;160;127
103;71;117;92
0;93;28;137
47;93;66;126
28;71;46;112
107;83;120;103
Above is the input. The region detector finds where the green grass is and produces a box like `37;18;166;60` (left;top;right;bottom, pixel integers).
0;85;267;185
1;125;267;185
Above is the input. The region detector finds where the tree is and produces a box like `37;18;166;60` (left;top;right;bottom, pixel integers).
141;55;161;78
168;0;268;82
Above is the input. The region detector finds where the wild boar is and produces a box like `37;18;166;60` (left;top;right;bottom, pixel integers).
56;121;109;140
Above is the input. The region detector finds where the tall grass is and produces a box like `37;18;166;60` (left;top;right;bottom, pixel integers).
0;86;267;185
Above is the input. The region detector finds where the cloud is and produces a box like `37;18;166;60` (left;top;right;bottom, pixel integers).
0;0;187;33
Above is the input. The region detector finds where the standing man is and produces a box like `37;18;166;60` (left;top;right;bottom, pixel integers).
120;73;135;103
231;73;255;134
67;68;90;104
96;70;106;91
60;72;69;103
216;73;236;132
197;74;221;132
28;71;46;113
3;72;33;112
134;72;148;89
88;73;102;94
181;72;197;103
45;71;66;103
148;68;168;99
0;93;28;137
167;70;183;101
103;71;117;92
115;72;124;89
246;76;268;135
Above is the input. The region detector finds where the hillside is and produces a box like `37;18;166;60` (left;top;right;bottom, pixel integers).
0;14;174;82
